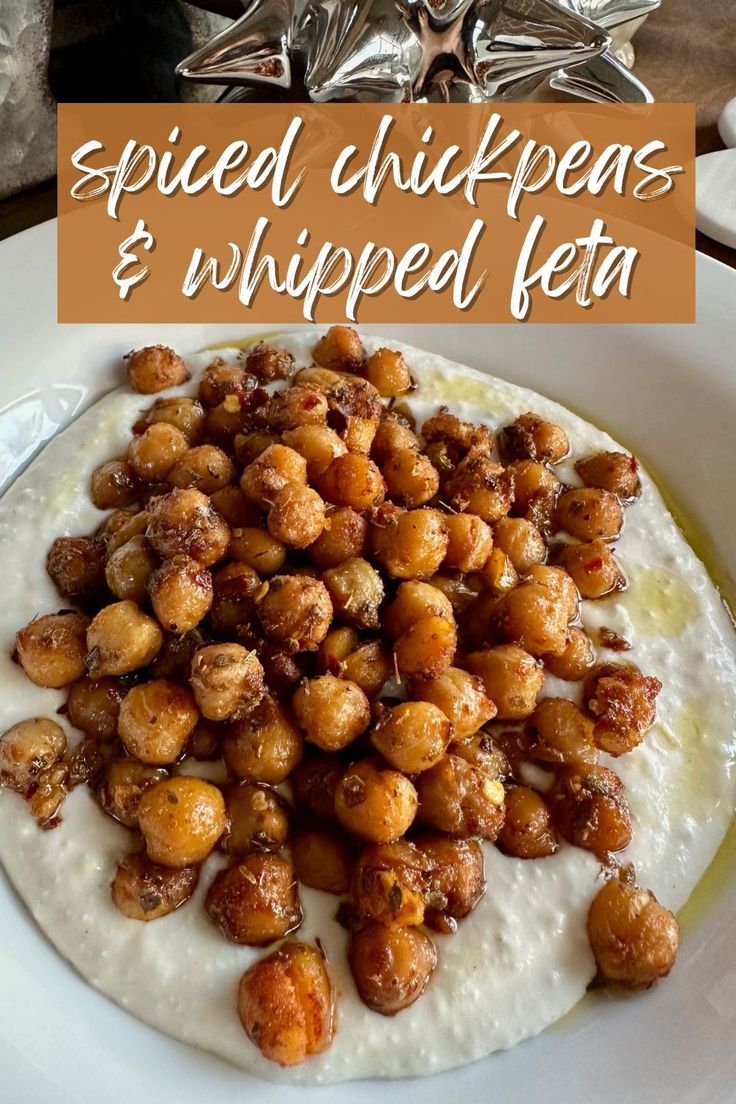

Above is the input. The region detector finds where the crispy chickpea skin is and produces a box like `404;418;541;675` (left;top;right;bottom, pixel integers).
255;575;333;653
322;557;384;629
104;534;157;605
135;395;206;442
576;451;641;501
198;359;252;407
267;483;327;549
223;695;303;783
267;385;328;432
111;851;199;921
414;834;485;919
118;680;199;765
16;611;89;688
86;601;162;677
443;513;493;573
230;526;286;575
364;347;413;396
291;829;353;894
371;507;448;580
66;676;125;739
46;536;106;602
206;852;302;945
416;754;505;839
126;345;189;394
207;562;259;635
317;454;386;511
281;425;347;481
244;342;295;383
167;444;235;495
421;408;492;462
190;643;265;722
293;674;370;751
238;941;335;1067
221;781;289;855
97;758;168;827
128;422;189;482
371;413;420;465
313;325;365;373
445;454;513;523
555;487;624;542
371;701;451;773
499;412;569;464
492;517;547;575
349;923;436;1016
450;730;509;779
291;753;343;820
148;555;213;633
384;581;454;641
587;876;679;988
549;764;632;854
147;488;230;567
138;776;226;866
209;486;259;529
493;580;569;657
339;640;392;698
240;444;307;509
352;840;432;926
555;539;625;599
584;662;661;756
465;646;544;722
411;666;496;739
90;458;140;510
394;615;457;681
308;507;368;568
497;786;558;859
0;718;66;793
382;448;439;508
528;698;598;769
543;626;595;681
334;759;418;843
99;507;148;554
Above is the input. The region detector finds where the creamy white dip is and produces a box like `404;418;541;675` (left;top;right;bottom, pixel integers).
0;333;734;1084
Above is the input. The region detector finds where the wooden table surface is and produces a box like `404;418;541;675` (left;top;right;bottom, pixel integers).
1;0;734;268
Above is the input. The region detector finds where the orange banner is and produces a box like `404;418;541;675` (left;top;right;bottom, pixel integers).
57;102;695;324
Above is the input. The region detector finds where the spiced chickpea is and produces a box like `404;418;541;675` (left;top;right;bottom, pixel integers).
257;641;310;698
499;412;569;465
371;701;451;773
394;616;457;680
223;695;303;783
526;564;579;622
66;676;125;740
244;342;295;383
352;840;431;926
46;536;106;602
149;632;200;682
267;384;328;432
240;443;307;509
416;754;505;839
325;373;383;455
186;720;223;760
128;423;189;483
465;646;544;722
576;450;641;501
443;513;493;573
493;580;569;657
549;764;632;854
340;640;392;698
291;753;343;820
334;759;418;843
230;526;286;575
371;414;420;465
445;454;513;523
208;562;259;635
556;487;624;541
146;488;230;567
291;829;353;894
118;680;199;765
148;555;213;633
105;534;157;604
233;429;276;467
127;345;189;394
587;876;679;988
293;674;370;751
201;397;250;449
584;662;661;756
86;601;162;677
382;449;439;508
322;557;384;629
209;486;259;529
411;666;496;739
97;758;168;827
492;517;547;575
111;851;199;921
364;347;412;396
281;424;347;480
349;923;436;1016
294;366;343;391
90;458;140;510
16;611;89;688
138;776;226;866
0;718;66;793
317;454;386;511
167;445;235;495
313;325;365;373
255;575;333;653
555;539;625;599
190;643;265;722
206;852;302;945
222;781;289;855
267;483;327;549
383;581;452;642
427;572;483;617
100;508;149;554
308;507;368;568
458;591;499;650
136;396;206;442
415;834;485;919
421;408;492;462
543;626;595;681
238;941;335;1067
371;507;448;580
497;786;558;859
198;360;251;407
450;731;509;779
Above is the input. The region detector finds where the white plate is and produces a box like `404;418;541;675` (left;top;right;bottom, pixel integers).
1;219;735;1104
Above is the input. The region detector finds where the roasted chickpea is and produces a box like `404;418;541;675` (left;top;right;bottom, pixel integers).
414;834;485;919
90;458;140;510
16;611;89;688
222;781;289;855
576;451;641;501
206;562;259;636
411;666;495;739
416;754;505;839
352;840;431;926
267;483;327;549
233;429;276;467
465;645;544;722
229;526;286;575
97;757;168;827
349;923;436;1016
382;449;439;508
104;534;157;604
148;555;213;634
442;514;493;574
147;488;230;567
543;626;595;681
186;719;223;760
118;680;198;765
445;454;512;523
492;517;547;575
294;366;343;391
321;557;384;630
198;359;251;407
324;373;383;453
208;486;259;529
128;423;189;483
166;445;234;495
267;385;328;432
371;413;421;465
111;851;199;921
136;395;206;442
223;695;303;783
587;876;679;987
499;412;569;464
371;507;448;581
206;852;302;945
291;753;343;820
308;507;368;569
382;582;450;643
549;764;632;854
244;342;295;383
0;718;66;793
317;454;386;511
149;631;200;682
421;408;492;462
427;572;482;617
86;601;162;677
555;539;625;599
340;640;392;699
255;575;333;653
363;347;412;396
508;459;559;521
313;325;364;373
99;507;148;554
281;424;347;480
555;487;624;542
584;662;661;756
450;731;509;779
190;643;265;722
238;941;334;1067
240;444;307;509
497;785;558;858
493;580;569;657
66;676;125;739
334;759;418;843
393;615;455;680
46;536;106;602
293;674;370;751
371;701;451;773
256;641;309;698
138;776;226;866
126;345;189;394
291;829;353;894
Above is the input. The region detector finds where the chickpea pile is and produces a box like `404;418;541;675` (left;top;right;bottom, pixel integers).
1;330;680;1068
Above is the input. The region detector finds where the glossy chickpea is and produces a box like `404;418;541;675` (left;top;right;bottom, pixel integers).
584;662;661;756
549;764;632;854
416;754;505;839
411;666;495;740
118;680;198;765
465;646;544;722
291;753;343;820
492;517;547;575
111;851;199;921
149;632;200;682
97;758;168;827
352;840;431;926
267;384;328;432
190;643;265;722
16;611;89;688
385;583;451;644
497;786;558;858
240;443;307;509
238;941;335;1067
90;458;140;510
186;719;223;760
371;701;451;773
267;483;327;549
587;876;679;987
371;507;448;580
382;449;439;508
126;345;189;394
322;557;384;630
128;423;189;483
198;359;251;407
371;414;420;465
427;572;483;617
138;776;226;866
66;676;125;740
493;580;569;657
526;564;579;622
255;575;333;653
207;562;259;635
0;718;66;793
244;342;295;383
281;424;347;480
507;458;559;516
450;731;509;779
293;674;370;751
294;366;343;391
206;852;302;945
166;445;234;495
325;374;383;456
222;781;289;855
576;451;641;501
223;695;303;783
421;408;492;462
543;626;595;681
99;508;149;554
46;536;106;602
233;429;276;467
556;487;624;541
313;325;364;373
148;555;213;634
201;397;251;449
229;527;286;575
394;616;457;681
86;601;162;677
445;454;513;523
442;513;493;574
257;641;310;698
308;507;368;569
291;829;353;894
420;838;486;930
146;488;230;567
334;759;418;843
555;539;625;599
340;640;392;699
317;454;386;511
363;347;412;396
349;923;436;1016
499;412;569;464
209;486;259;529
104;534;157;604
136;396;206;442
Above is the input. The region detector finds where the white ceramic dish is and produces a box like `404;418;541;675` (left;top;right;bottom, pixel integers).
1;219;735;1104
